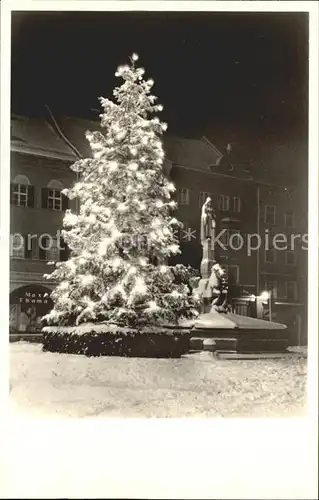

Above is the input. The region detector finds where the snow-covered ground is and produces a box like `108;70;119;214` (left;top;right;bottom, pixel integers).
10;342;307;418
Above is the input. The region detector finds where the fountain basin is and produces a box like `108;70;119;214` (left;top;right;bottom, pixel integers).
188;312;290;354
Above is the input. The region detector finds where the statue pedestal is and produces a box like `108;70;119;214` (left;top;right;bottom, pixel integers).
200;239;214;279
194;278;214;313
194;265;221;313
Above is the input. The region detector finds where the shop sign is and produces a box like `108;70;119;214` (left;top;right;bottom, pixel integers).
19;291;51;305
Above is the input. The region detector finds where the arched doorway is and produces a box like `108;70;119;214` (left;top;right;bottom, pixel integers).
9;284;53;333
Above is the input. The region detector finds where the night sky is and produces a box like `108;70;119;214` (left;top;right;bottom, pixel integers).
11;10;309;165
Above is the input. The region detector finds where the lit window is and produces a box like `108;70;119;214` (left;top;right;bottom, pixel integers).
264;205;276;225
177;188;190;205
233;196;241;213
265;248;276;264
218;195;230;211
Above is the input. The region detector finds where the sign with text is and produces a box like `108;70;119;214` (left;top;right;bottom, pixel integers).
18;291;51;305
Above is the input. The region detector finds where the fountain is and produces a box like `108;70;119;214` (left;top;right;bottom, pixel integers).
189;197;290;358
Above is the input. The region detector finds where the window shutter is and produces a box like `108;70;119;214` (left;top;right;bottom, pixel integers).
24;236;32;259
27;185;35;208
62;194;69;211
39;235;48;260
59;237;69;261
31;237;38;259
41;188;49;209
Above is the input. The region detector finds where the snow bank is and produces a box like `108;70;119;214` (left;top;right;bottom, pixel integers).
9;342;307;419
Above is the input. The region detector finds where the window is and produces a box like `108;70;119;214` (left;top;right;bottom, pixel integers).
285;210;295;229
265;280;278;299
220;228;242;249
264;205;276;225
265;248;276;264
233;196;241;213
10;175;34;208
42;180;68;211
218;195;230;211
286;250;296;266
223;264;239;284
277;282;286;299
228;265;239;285
39;235;68;262
10;234;36;259
199;191;211;208
177;188;190;206
235;303;248;316
220;228;229;247
10;234;25;259
48;189;62;211
48;238;60;262
12;183;28;207
229;229;242;249
286;281;298;301
39;236;57;261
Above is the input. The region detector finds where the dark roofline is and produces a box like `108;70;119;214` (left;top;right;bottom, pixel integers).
11;113;77;162
174;162;292;189
10;144;76;162
45;105;83;159
11;113;293;189
201;135;223;157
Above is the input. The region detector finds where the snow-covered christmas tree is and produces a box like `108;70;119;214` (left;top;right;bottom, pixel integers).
44;54;200;329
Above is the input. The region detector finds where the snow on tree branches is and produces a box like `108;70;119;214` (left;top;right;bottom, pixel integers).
43;54;200;328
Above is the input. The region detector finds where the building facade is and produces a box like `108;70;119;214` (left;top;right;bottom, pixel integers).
10;115;76;333
257;181;307;344
9;114;308;344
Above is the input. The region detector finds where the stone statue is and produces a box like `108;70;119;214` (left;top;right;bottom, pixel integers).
200;196;215;244
199;196;216;280
194;196;229;314
209;263;230;313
